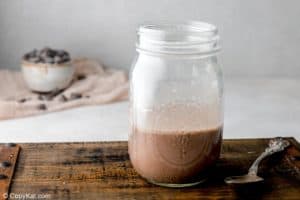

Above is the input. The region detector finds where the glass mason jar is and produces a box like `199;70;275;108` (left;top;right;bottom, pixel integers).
129;21;223;187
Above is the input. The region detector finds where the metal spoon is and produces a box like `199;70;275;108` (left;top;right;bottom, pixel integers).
224;137;290;185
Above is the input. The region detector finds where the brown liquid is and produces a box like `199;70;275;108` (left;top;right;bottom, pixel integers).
129;127;222;184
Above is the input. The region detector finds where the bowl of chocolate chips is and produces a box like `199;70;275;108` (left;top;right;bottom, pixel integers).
22;47;74;92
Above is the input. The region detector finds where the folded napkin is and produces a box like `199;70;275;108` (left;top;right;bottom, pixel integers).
0;58;129;120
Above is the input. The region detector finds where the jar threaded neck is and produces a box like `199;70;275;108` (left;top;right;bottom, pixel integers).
137;21;220;56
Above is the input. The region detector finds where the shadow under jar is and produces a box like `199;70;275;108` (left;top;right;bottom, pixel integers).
129;21;224;188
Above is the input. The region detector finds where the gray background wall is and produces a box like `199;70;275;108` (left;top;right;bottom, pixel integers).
0;0;299;77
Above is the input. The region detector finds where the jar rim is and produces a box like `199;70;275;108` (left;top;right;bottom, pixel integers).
136;21;220;55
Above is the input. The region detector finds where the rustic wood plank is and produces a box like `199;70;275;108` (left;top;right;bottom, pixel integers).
0;144;20;200
5;138;300;200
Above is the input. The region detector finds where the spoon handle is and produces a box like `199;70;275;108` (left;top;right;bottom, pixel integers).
248;137;290;176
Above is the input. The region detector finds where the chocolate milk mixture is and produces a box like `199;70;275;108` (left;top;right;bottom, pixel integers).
129;104;223;184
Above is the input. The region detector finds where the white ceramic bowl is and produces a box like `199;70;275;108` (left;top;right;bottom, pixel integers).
21;60;74;92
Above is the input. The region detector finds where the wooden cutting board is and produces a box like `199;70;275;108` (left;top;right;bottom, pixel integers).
3;138;300;200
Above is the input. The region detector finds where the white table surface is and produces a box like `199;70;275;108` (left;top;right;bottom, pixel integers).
0;78;299;143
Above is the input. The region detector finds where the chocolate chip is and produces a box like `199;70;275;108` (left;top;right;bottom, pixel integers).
47;49;56;58
57;50;67;57
59;95;68;102
0;174;7;179
37;104;47;110
24;49;37;60
23;53;31;60
70;93;82;100
77;74;86;81
18;98;27;103
0;161;11;168
24;47;70;64
64;52;70;57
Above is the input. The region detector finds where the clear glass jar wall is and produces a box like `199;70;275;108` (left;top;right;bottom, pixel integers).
129;21;223;187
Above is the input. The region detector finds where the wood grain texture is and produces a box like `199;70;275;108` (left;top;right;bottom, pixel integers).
0;144;20;200
6;138;300;200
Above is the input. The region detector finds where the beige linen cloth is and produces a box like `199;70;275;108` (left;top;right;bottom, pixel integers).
0;58;129;120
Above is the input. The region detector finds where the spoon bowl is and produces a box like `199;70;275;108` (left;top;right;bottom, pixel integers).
225;174;264;185
224;138;290;185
